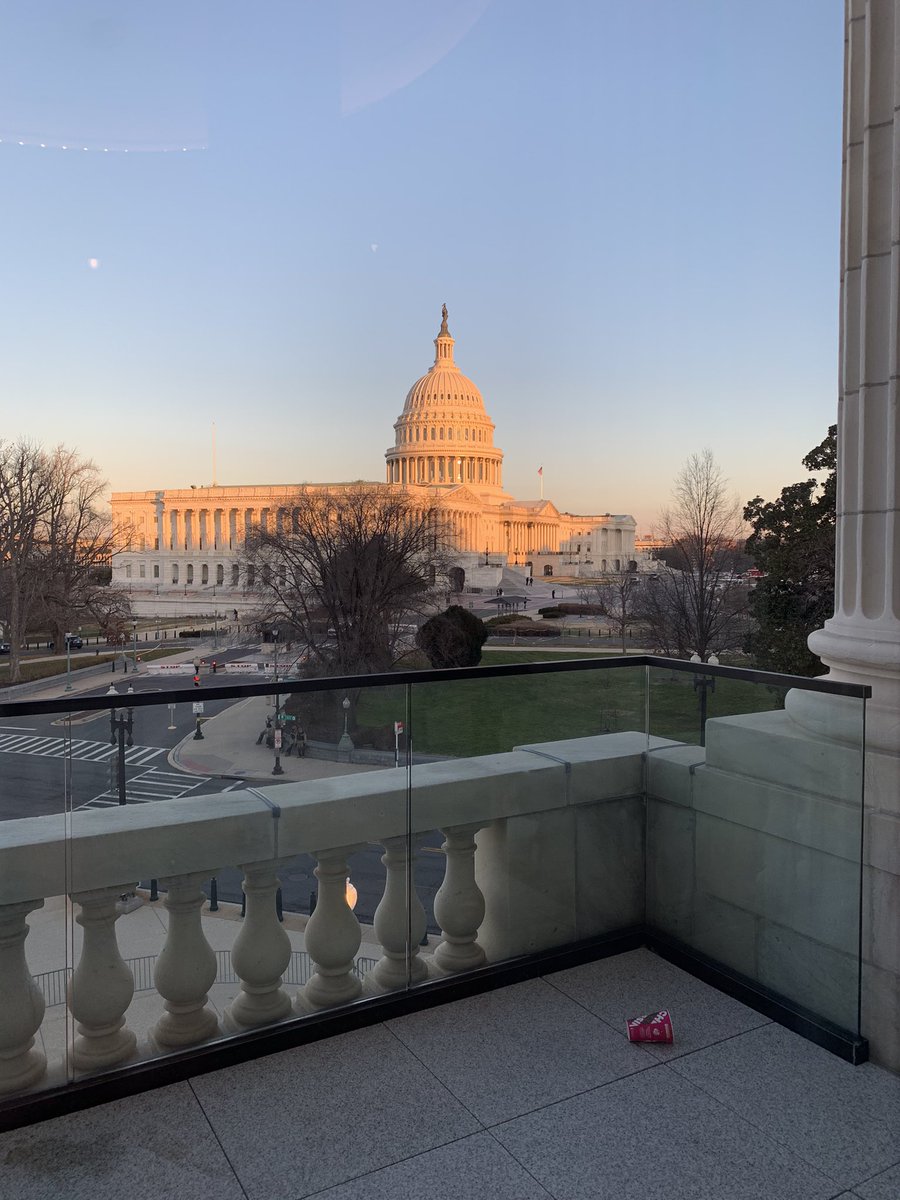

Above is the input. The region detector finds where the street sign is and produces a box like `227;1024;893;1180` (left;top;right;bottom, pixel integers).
394;721;404;734
192;701;204;715
273;730;282;749
280;713;296;721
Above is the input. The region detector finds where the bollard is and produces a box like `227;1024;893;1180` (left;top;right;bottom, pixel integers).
149;879;159;902
209;877;219;911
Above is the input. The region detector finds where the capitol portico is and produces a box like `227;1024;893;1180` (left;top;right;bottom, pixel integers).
111;309;635;614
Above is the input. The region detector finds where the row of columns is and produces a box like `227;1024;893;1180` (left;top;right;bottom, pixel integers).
0;825;487;1093
502;520;557;557
156;506;312;554
387;455;501;488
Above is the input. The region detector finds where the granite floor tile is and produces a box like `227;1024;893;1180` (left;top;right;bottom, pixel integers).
309;1131;551;1199
838;1160;900;1199
493;1062;837;1200
190;1023;481;1200
546;948;770;1059
0;1082;245;1200
387;977;655;1125
669;1023;900;1190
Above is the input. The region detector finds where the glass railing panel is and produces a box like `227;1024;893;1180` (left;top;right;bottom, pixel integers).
409;662;648;975
645;664;865;1039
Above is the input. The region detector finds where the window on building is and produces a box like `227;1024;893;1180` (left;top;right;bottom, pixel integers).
201;564;209;584
153;564;160;579
231;563;240;586
172;564;179;584
125;563;132;578
247;565;255;587
139;564;146;578
217;564;224;585
186;564;194;584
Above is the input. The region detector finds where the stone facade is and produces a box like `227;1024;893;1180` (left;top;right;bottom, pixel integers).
110;310;634;614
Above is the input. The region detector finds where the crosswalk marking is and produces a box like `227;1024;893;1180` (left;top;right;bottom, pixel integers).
0;731;165;766
77;766;213;809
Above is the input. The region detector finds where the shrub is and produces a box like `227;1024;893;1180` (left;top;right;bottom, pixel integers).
537;603;604;616
487;623;561;638
416;605;488;667
485;613;531;627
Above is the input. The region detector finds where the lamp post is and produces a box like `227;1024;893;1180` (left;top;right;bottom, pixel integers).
690;653;719;746
109;705;134;805
337;695;354;760
271;628;283;775
65;632;73;692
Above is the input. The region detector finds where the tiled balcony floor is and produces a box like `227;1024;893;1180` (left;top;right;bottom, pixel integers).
3;949;899;1200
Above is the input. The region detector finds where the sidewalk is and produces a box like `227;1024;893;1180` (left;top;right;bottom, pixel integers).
170;694;378;783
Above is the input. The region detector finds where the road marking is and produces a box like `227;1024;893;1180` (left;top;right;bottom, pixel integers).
77;766;213;809
0;732;166;765
0;725;36;731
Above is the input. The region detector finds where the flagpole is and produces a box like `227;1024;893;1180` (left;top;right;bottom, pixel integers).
539;468;543;501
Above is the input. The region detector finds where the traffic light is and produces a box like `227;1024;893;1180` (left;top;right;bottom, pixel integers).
193;674;201;687
211;660;217;673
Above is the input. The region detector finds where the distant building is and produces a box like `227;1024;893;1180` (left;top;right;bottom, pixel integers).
111;309;635;613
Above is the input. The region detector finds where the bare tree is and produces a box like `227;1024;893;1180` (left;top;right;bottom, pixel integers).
0;442;54;682
640;450;747;659
35;448;119;653
0;442;119;681
242;486;454;675
579;566;642;653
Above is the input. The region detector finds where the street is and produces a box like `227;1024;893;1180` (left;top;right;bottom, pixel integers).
0;644;446;929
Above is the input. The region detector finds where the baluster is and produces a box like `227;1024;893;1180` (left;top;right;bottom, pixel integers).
297;846;362;1011
150;872;219;1048
68;886;137;1070
0;900;47;1094
433;823;486;973
368;837;428;991
223;861;292;1032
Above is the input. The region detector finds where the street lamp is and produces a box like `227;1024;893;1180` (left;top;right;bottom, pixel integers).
272;628;283;775
109;704;134;805
337;695;354;760
65;631;73;692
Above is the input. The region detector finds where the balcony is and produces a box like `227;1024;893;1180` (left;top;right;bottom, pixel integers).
1;656;897;1198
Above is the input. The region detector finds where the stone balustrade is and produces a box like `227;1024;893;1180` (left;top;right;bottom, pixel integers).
0;734;655;1098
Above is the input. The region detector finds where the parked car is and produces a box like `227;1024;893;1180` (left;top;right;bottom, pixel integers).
0;643;9;654
65;635;83;649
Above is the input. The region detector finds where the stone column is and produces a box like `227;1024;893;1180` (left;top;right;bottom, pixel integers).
780;0;900;1070
788;1;900;756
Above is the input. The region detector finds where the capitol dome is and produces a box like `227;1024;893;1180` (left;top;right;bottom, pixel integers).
386;307;504;493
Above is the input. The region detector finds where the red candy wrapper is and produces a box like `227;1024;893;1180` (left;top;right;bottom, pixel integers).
625;1010;674;1043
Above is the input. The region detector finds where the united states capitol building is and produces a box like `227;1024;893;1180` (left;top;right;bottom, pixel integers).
111;309;635;616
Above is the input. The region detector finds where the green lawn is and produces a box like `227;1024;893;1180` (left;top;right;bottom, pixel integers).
0;645;185;686
354;650;784;758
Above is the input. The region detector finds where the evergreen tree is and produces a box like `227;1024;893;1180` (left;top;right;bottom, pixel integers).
743;426;836;676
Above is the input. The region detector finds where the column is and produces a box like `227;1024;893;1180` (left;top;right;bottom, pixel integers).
150;873;219;1048
169;510;178;551
0;900;47;1094
199;509;208;550
229;508;237;548
367;837;429;991
788;1;900;754
223;861;293;1031
68;886;138;1069
433;823;486;974
155;500;165;552
214;509;223;550
298;846;363;1011
184;510;194;551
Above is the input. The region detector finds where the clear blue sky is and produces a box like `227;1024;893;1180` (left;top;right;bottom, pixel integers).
1;1;844;532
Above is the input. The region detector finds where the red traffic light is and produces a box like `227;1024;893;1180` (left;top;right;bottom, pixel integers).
193;674;201;687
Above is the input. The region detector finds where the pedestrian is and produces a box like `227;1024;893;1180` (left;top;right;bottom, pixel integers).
551;589;555;599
